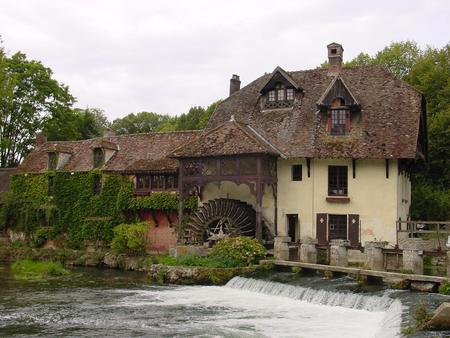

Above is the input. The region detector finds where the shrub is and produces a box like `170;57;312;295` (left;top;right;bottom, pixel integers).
111;222;149;255
209;236;266;266
439;281;450;295
32;227;56;248
413;301;432;328
11;259;70;280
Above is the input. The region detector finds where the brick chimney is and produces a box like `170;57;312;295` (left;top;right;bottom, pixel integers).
327;42;344;76
229;74;241;96
35;132;47;146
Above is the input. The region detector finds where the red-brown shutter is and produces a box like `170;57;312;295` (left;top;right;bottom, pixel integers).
348;214;360;248
345;111;351;132
326;115;331;132
316;213;328;245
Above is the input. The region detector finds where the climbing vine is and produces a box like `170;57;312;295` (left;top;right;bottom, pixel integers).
4;172;197;248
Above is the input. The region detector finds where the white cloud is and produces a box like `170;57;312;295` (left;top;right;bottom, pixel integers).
0;0;449;119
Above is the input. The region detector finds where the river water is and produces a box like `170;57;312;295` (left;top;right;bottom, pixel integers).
0;264;449;338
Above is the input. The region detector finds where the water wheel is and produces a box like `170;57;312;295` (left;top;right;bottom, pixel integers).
182;198;256;244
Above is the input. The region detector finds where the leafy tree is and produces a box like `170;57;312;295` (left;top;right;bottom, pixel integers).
111;111;170;134
0;50;75;167
373;41;422;79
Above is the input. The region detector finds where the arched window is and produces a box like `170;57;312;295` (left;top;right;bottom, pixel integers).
327;98;350;135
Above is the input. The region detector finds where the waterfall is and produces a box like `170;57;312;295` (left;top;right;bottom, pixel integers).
225;276;404;337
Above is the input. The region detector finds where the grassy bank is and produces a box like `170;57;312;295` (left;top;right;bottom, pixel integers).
11;259;70;280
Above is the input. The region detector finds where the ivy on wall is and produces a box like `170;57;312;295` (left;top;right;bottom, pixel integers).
3;172;198;247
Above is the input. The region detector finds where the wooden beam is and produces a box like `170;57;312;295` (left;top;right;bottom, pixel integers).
255;156;263;241
306;158;311;178
385;159;389;179
352;158;356;179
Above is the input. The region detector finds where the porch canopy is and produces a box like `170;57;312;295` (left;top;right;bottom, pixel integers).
170;118;282;241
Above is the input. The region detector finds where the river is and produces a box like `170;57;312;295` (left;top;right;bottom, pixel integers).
0;264;448;337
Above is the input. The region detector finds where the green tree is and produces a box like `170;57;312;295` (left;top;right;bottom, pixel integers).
373;41;422;79
0;50;75;167
111;111;170;134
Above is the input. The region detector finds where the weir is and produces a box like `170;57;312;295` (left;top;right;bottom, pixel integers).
225;276;404;338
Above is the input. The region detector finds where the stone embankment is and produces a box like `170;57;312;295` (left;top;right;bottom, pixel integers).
0;246;264;285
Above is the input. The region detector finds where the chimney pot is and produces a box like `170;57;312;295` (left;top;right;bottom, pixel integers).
327;42;344;76
229;74;241;96
35;132;47;146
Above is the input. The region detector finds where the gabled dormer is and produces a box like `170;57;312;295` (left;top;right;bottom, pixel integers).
317;75;360;136
259;66;301;110
45;144;73;170
90;139;119;169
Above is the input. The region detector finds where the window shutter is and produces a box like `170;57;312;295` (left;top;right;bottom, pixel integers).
348;214;360;248
345;111;350;132
326;116;331;132
316;213;328;245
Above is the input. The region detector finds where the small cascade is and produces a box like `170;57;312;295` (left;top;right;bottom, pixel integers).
226;277;397;311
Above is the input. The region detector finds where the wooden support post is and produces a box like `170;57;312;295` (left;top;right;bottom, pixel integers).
352;158;356;179
256;157;263;241
385;159;389;179
178;162;185;243
306;158;311;178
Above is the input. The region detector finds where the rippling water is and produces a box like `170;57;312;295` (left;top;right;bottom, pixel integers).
0;264;448;337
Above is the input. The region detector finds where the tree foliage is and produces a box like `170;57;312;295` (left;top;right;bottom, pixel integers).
0;50;75;167
111;111;170;134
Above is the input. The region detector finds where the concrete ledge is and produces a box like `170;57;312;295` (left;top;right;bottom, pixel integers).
262;260;449;283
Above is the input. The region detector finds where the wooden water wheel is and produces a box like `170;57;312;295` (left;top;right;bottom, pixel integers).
182;198;256;244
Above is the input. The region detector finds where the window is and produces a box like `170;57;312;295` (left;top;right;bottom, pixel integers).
166;175;178;189
264;83;295;109
93;148;104;168
268;90;276;102
48;152;57;170
151;175;165;190
47;176;55;196
277;87;285;101
286;88;294;101
93;175;102;194
328;166;348;196
327;98;350;135
136;175;151;191
329;214;347;240
291;165;302;181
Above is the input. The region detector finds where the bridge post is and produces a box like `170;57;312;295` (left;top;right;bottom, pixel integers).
365;241;387;271
330;239;350;267
299;237;318;264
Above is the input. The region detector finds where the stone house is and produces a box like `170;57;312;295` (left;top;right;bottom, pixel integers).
15;43;427;251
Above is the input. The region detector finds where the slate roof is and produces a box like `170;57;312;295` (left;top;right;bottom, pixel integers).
17;131;200;174
207;65;425;159
170;119;283;158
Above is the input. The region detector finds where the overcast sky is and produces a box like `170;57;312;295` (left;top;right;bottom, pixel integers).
0;0;449;120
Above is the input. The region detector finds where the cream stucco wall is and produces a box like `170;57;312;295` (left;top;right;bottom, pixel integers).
277;158;409;246
201;181;276;233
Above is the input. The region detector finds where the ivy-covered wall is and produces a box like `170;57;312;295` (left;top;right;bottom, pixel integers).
3;171;197;248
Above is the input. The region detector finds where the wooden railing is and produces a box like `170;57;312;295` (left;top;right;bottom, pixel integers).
396;220;450;251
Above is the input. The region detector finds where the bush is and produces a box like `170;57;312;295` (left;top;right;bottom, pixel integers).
32;227;56;248
439;281;450;295
11;259;70;280
111;222;149;255
209;237;266;266
413;301;432;328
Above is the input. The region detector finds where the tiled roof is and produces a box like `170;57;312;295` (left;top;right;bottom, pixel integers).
17;131;200;173
170;119;283;158
207;65;425;159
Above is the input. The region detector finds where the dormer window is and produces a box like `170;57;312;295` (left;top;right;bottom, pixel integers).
264;83;295;109
93;148;105;168
327;98;350;135
48;152;57;170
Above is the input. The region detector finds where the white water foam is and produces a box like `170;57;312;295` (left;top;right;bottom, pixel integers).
114;277;403;337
